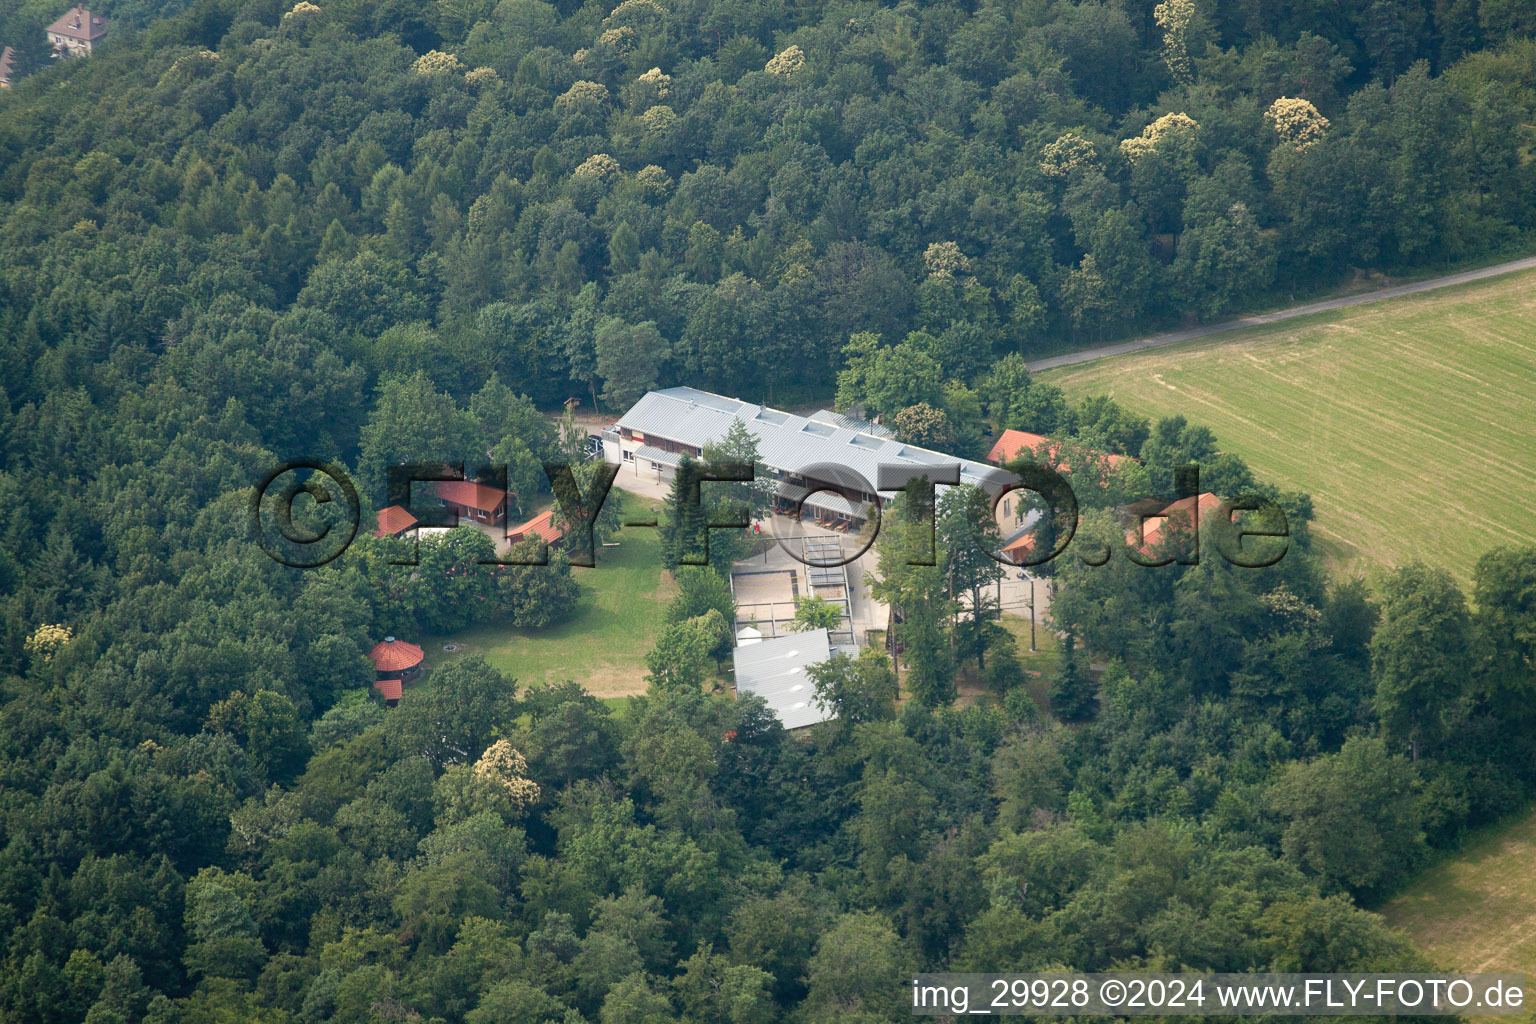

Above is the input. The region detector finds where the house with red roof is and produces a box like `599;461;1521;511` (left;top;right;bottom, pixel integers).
505;508;564;548
987;429;1051;465
367;636;424;705
373;505;419;539
431;480;508;527
1126;492;1226;557
999;530;1035;566
988;428;1134;474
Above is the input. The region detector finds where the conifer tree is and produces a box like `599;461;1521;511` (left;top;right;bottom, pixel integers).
1049;633;1097;720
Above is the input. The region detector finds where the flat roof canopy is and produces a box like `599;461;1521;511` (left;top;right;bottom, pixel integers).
634;444;684;467
733;628;840;730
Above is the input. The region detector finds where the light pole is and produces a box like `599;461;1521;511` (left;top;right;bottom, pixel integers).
1028;575;1037;652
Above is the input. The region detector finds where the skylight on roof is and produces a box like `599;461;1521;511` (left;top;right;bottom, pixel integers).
692;392;745;412
801;422;836;436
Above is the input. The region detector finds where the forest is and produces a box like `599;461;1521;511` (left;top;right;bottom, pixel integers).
2;0;1536;1019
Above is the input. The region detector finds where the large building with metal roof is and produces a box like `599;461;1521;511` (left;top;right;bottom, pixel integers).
732;627;853;730
604;387;1011;525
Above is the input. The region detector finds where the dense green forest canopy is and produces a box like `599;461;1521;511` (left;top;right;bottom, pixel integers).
2;0;1536;1021
3;0;1536;414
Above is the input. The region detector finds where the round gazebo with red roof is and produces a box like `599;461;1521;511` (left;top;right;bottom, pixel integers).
367;636;424;705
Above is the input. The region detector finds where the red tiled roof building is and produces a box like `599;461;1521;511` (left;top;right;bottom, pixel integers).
987;429;1052;465
431;480;508;526
1127;492;1226;557
374;505;419;539
988;428;1133;473
506;508;564;547
367;636;424;705
1000;531;1036;566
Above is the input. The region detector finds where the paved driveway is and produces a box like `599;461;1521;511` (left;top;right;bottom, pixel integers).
610;459;673;504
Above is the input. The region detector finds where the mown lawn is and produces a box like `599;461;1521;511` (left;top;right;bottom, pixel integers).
427;500;676;697
1042;270;1536;585
1382;805;1536;1014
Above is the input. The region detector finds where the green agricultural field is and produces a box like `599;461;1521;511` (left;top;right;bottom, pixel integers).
1382;806;1536;1013
1042;271;1536;585
428;502;677;696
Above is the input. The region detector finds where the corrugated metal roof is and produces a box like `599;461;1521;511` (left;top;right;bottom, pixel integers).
803;491;861;517
617;387;1009;502
634;444;684;467
773;483;809;502
810;408;894;437
733;628;837;730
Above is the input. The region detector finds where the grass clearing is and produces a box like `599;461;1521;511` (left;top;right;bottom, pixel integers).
947;615;1062;713
1000;614;1061;712
1381;805;1536;1015
428;499;675;697
601;695;635;718
1041;270;1536;585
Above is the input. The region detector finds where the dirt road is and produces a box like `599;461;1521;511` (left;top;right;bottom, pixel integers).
1028;255;1536;372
